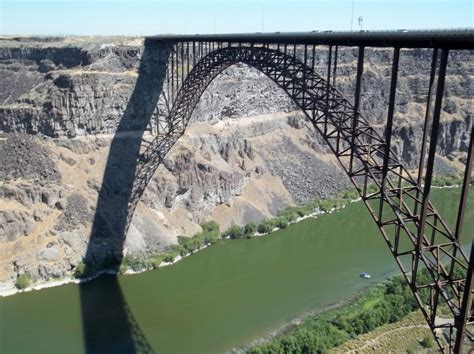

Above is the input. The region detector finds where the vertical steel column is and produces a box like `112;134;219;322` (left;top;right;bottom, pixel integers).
414;49;449;284
450;125;474;278
171;44;175;100
186;42;190;77
415;48;439;215
379;47;400;222
192;41;196;66
303;44;308;107
283;44;287;89
292;44;297;97
181;42;184;85
311;44;316;120
176;43;180;92
454;125;473;241
325;45;332;135
454;241;474;353
165;49;173;107
349;46;365;170
332;45;338;87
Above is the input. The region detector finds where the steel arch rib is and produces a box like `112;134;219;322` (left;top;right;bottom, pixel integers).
129;45;471;350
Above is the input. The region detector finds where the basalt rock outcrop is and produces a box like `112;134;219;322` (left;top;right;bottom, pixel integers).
0;37;470;289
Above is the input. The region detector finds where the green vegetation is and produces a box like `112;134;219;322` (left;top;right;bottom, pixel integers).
116;179;466;275
201;220;220;243
117;187;364;274
431;174;471;187
256;219;274;234
15;274;31;290
119;256;154;274
162;251;179;263
118;221;221;273
249;272;433;353
73;260;94;278
334;311;433;353
421;334;434;348
244;223;257;238
223;225;245;239
275;216;288;229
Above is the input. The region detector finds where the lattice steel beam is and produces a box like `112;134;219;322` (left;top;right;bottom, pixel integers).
128;42;472;352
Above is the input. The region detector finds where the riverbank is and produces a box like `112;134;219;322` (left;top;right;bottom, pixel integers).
2;177;468;298
245;271;435;353
0;197;353;298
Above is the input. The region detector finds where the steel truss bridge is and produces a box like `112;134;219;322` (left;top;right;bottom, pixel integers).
90;30;474;353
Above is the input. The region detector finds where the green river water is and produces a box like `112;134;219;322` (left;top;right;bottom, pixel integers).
0;188;472;353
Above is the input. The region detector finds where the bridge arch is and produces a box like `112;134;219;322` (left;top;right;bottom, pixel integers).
133;45;364;216
126;43;472;350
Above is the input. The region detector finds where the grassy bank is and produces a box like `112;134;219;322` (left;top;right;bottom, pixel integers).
247;270;442;353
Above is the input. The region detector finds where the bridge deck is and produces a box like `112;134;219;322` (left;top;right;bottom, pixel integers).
147;29;474;49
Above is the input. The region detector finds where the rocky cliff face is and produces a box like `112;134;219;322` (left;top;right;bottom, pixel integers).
0;37;470;289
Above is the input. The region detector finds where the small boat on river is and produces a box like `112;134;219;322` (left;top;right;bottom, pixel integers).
360;272;371;279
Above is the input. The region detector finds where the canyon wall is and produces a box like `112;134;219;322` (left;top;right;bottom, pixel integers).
0;37;471;288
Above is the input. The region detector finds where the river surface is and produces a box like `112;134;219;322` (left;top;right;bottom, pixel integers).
0;188;472;353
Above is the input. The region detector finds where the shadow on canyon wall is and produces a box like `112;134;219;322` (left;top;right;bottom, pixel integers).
79;39;171;354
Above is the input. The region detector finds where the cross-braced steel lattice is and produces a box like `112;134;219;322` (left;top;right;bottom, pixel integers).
127;32;473;352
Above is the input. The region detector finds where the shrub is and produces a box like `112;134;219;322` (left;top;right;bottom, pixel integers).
224;225;245;239
296;207;306;217
257;220;273;234
276;216;288;229
244;223;257;238
15;274;31;289
151;256;164;269
186;234;205;251
171;242;189;256
367;184;379;193
341;188;359;201
162;251;178;263
74;260;93;278
201;220;219;234
118;255;153;273
201;221;221;243
421;335;434;348
277;207;299;222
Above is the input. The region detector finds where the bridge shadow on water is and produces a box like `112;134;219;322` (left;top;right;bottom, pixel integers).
79;39;171;354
